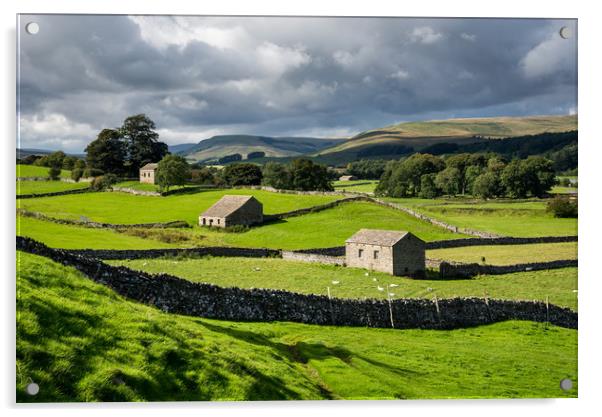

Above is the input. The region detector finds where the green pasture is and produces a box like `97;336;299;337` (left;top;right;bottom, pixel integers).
385;198;577;237
113;181;197;193
17;180;90;195
16;164;71;178
333;180;378;193
111;257;577;311
17;251;577;401
16;217;179;249
17;189;343;225
429;242;577;265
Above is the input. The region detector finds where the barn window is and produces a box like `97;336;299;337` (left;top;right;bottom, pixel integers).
202;218;206;225
217;219;220;225
209;219;213;226
358;249;363;258
373;250;379;259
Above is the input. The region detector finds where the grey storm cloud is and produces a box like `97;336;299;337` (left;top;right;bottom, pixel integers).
17;15;577;152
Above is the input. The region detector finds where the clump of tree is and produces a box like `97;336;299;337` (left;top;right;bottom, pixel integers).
85;114;168;177
90;174;119;191
375;152;556;199
222;163;263;186
247;151;266;160
155;155;191;192
346;159;388;179
190;166;220;185
546;196;578;218
261;158;333;191
217;154;242;164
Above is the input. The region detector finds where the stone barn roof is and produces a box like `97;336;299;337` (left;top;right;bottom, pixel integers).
201;195;258;218
339;175;356;181
345;229;416;247
140;163;158;171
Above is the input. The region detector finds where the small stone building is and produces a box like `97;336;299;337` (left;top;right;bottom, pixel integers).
345;229;425;277
139;163;158;184
339;175;357;181
199;195;263;228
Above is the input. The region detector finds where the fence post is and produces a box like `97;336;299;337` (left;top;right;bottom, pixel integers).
387;284;395;329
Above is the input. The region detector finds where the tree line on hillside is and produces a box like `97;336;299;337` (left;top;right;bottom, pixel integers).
375;153;557;199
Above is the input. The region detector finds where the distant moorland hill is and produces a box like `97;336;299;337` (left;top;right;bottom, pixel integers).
178;135;345;163
313;114;577;164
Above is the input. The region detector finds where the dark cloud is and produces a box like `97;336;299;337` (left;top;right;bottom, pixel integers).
18;15;577;152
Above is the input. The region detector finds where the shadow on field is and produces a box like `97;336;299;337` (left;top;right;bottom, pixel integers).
199;321;421;386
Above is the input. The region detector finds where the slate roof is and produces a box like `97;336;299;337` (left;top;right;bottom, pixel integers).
140;163;158;170
339;175;356;181
345;229;412;246
201;195;258;218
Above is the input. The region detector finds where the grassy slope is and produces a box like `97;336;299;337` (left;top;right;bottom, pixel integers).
318;115;577;155
16;217;179;249
18;189;343;225
17;180;89;195
385;198;578;237
429;242;577;265
110;257;578;311
212;202;465;248
333;180;379;193
17;251;577;401
16;164;71;178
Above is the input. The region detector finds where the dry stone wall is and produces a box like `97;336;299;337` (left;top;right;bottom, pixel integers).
439;259;578;278
17;209;190;230
16;236;577;330
281;251;345;265
17;188;93;199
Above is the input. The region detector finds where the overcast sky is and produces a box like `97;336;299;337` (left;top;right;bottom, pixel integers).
18;15;577;153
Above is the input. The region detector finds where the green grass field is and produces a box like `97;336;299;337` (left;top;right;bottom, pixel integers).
17;251;578;401
428;242;577;265
385;198;577;237
17;180;90;195
550;186;578;194
113;181;199;193
17;189;343;225
16;217;180;249
333;180;379;193
110;256;578;310
16;164;71;178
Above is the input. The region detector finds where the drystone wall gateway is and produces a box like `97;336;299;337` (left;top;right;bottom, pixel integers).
17;236;577;330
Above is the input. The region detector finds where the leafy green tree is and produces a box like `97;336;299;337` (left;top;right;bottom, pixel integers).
190;167;217;185
500;159;528;198
85;128;126;175
522;156;556;197
222;163;263;186
74;159;86;170
473;172;502;199
262;162;292;189
435;167;462;196
418;173;440;198
346;159;388;179
155;155;191;192
289;158;333;191
48;165;61;180
62;156;78;170
120;114;168;175
465;165;485;195
546;196;577;218
71;168;84;182
376;154;444;197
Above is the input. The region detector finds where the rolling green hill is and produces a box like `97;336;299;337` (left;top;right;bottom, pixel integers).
180;135;345;163
315;114;577;164
17;251;577;401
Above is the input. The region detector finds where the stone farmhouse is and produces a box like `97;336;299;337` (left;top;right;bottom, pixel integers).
345;229;425;277
199;195;263;228
339;175;357;181
139;163;158;184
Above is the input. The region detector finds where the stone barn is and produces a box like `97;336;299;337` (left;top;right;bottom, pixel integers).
139;163;158;184
339;175;357;181
345;229;425;277
199;195;263;228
